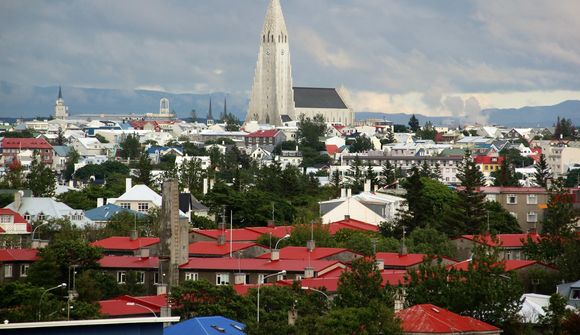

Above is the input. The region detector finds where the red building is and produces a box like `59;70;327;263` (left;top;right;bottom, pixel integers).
1;138;53;165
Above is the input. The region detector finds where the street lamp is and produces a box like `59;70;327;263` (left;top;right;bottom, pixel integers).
38;283;66;321
126;302;158;317
257;270;286;325
31;221;49;243
274;234;290;250
301;286;330;301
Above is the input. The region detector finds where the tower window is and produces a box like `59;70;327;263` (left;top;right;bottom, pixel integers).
263;35;265;43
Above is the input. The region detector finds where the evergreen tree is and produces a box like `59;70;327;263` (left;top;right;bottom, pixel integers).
5;160;24;189
26;154;56;197
366;162;378;190
56;127;65;145
419;160;431;177
135;152;153;187
120;134;141;159
346;156;364;193
493;156;519;186
398;167;430;232
408;114;420;132
432;162;442;180
456;150;486;234
190;109;197;122
350;136;373;153
381;160;396;188
542;178;577;236
534;153;552;188
63;148;80;181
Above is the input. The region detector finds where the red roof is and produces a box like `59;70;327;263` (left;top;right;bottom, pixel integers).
257;246;356;261
180;257;345;274
474;155;504;165
233;282;276;295
99;255;159;269
245;226;294;239
0;227;4;233
317;266;345;278
0;208;29;225
457;233;541;248
91;237;160;250
192;228;263;242
188;241;261;256
0;249;38;262
381;270;409;286
451;259;553;272
326;144;340;155
397;304;500;334
376;252;428;268
327;218;379;234
99;294;167;317
1;138;52;149
246;129;280;138
282;276;342;292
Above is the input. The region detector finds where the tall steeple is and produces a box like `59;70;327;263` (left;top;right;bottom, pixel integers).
206;97;214;126
57;86;63;100
54;86;69;120
223;97;227;118
245;0;295;126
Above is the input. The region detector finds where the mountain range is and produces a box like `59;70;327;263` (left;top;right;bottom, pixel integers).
0;81;578;127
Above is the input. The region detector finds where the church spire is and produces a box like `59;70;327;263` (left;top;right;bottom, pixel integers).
223;97;227;118
207;98;213;120
261;0;288;42
57;86;63;100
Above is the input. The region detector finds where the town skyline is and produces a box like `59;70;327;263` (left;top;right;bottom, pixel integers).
1;0;580;119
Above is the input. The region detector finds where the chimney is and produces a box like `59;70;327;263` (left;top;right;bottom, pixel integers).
97;198;104;207
203;178;209;195
340;188;347;198
68;180;74;188
139;248;150;258
373;185;378;192
344;214;350;220
375;259;385;271
399;242;408;256
14;191;23;212
217;234;226;246
234;273;246;285
364;179;371;192
209;179;215;190
267;220;275;227
347;189;352;197
125;178;132;192
156;284;167;296
183;187;190;194
270;249;280;261
306;239;315;252
394;288;406;313
304;266;315;279
129;229;138;241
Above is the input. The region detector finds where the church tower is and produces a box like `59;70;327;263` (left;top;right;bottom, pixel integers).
206;98;215;126
245;0;295;126
54;86;69;120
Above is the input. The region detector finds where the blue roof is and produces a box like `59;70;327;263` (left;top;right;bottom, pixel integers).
146;146;184;155
85;204;145;221
53;145;72;157
164;316;245;335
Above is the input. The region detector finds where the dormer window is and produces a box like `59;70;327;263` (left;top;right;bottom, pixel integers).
38;213;45;221
24;213;31;222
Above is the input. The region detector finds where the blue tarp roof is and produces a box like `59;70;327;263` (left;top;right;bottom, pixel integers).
85;204;145;221
164;316;245;335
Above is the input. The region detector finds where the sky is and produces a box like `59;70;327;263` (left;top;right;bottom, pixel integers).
1;0;579;119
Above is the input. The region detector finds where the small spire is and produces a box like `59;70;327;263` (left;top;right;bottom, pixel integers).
57;86;63;100
223;97;227;118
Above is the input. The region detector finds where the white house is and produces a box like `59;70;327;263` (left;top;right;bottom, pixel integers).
319;191;405;225
5;191;90;227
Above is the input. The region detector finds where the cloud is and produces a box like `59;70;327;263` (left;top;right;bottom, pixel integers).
294;27;360;69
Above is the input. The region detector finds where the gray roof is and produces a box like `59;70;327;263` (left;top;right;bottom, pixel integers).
293;87;347;109
53;145;72;157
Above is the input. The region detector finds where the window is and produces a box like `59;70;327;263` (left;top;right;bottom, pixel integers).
570;289;580;300
277;274;287;281
120;203;131;209
0;215;12;223
136;271;145;284
506;194;517;204
20;264;29;277
258;274;265;284
4;264;13;278
527;211;538;223
216;273;230;286
486;194;497;202
117;271;127;284
505;251;511;260
138;203;149;212
38;213;45;221
527;194;538;205
185;272;199;281
154;272;160;284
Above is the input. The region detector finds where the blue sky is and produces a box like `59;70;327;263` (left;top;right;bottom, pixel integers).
1;0;579;119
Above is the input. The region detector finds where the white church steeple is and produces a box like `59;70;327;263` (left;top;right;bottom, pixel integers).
245;0;295;126
54;86;69;120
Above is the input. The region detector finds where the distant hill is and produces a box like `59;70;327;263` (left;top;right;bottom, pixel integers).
0;81;248;120
0;81;578;127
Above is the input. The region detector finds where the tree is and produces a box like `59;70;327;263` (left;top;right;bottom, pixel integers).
542;178;577;236
26;154;56;197
393;124;408;133
297;114;326;150
135;151;153;187
56;127;65;145
381;160;397;188
383;129;395;144
365;162;378;190
540;294;572;335
179;158;205;196
63;148;80;181
350;136;373;153
492;156;519;186
190;109;197;122
565;169;579;188
5;159;24;189
336;257;385;308
554;116;575;140
408;114;420;132
407;226;457;258
483;201;522;234
120;134;141;159
456;151;486;234
345;156;364;194
534;153;552;188
95;133;109;143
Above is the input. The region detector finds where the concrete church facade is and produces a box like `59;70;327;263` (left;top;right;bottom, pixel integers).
245;0;354;126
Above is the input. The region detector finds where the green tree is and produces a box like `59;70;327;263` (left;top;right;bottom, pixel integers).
63;148;80;181
456;151;486;234
381;160;397;188
297;114;326;150
26;154;56;197
350;136;373;153
492;156;519;186
408;114;420;132
120;134;141;159
542;178;577;235
345;156;364;194
540;294;572;335
483;201;522;234
56;127;66;145
95;133;109;143
565;169;579;188
407;226;457;258
179;158;205;196
534;153;552;188
336;257;385;308
135;151;153;187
